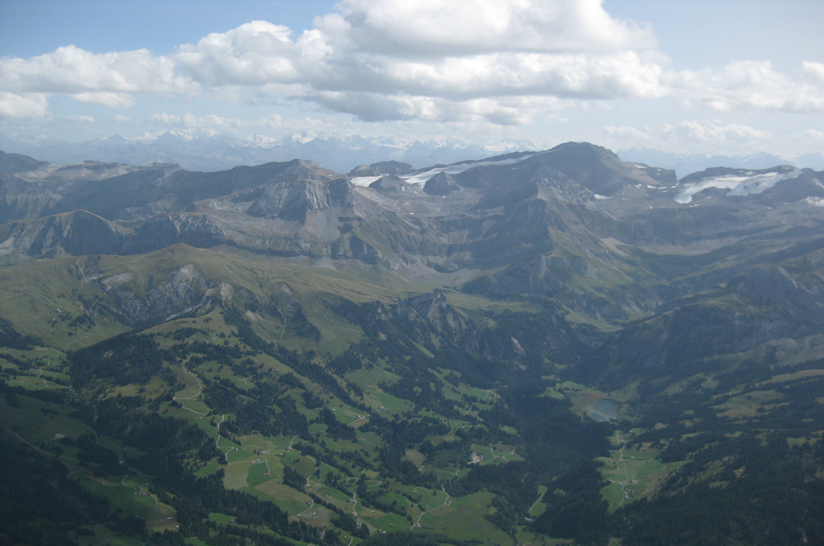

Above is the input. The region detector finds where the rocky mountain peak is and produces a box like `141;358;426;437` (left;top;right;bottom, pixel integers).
368;174;415;194
348;160;414;177
423;171;460;195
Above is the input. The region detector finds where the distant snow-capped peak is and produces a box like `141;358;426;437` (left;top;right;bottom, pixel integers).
131;128;226;143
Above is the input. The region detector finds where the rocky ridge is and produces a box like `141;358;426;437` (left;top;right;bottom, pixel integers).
1;141;823;330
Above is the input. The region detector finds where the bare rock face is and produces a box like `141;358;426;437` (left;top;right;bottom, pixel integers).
133;214;228;251
525;142;671;196
0;174;61;223
401;291;472;337
424;172;460;195
96;264;216;328
348;160;414;177
369;175;414;194
0;210;129;259
246;178;354;221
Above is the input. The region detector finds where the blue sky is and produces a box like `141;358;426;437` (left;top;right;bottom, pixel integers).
1;0;823;157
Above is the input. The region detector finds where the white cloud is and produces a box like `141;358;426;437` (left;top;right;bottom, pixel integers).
66;114;96;124
309;51;664;101
299;0;664;118
71;91;135;108
0;92;49;118
802;61;824;85
1;0;823;129
307;91;568;124
0;45;190;95
665;60;824;113
0;1;665;124
314;0;656;56
175;21;301;86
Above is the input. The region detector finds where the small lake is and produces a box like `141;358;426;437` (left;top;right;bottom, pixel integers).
586;399;618;422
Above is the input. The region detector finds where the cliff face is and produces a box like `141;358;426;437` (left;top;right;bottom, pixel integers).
0;210;129;261
95;263;217;328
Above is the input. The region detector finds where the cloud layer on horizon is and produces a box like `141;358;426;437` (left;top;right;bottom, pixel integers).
1;0;822;127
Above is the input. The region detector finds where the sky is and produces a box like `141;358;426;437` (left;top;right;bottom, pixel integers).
1;0;823;157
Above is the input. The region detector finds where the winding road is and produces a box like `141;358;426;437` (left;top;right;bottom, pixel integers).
411;485;451;529
173;364;208;416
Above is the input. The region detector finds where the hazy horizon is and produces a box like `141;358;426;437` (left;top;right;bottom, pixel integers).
1;0;823;159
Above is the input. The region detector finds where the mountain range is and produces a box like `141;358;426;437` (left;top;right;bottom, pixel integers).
4;129;823;178
618;146;824;177
0;130;541;174
1;142;824;546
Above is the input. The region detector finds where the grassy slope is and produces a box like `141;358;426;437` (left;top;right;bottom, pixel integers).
3;239;824;545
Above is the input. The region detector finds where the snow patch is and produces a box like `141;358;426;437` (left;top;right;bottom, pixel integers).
594;194;612;200
675;169;801;204
350;176;382;187
401;154;538;186
804;197;824;207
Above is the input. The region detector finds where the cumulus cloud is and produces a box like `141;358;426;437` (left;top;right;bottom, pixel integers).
1;0;823;127
175;21;301;86
0;92;49;118
298;0;664;119
802;62;824;85
71;92;135;108
0;45;190;95
314;0;656;57
307;51;664;102
0;1;665;123
308;90;568;124
666;61;824;113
